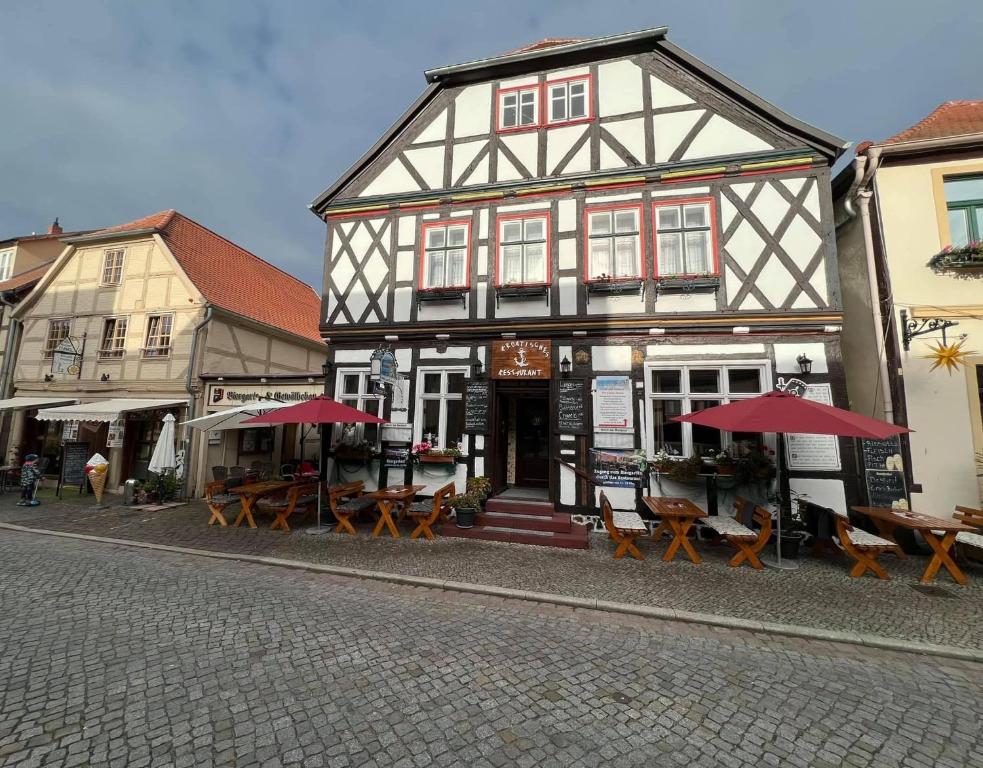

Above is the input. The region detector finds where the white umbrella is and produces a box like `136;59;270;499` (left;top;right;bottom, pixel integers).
148;414;177;474
181;400;288;431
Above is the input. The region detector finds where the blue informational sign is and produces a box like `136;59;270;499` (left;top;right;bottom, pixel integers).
371;349;399;387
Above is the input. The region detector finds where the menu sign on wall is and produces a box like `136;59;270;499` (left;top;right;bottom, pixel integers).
464;380;490;434
490;339;551;380
785;384;841;471
861;435;908;508
556;379;587;434
593;376;633;433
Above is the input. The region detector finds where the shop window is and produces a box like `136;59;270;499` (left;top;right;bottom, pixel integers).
415;368;466;451
497;214;548;286
547;76;590;125
98;317;128;359
333;370;382;447
143;314;173;358
645;362;768;459
101;249;125;285
944;174;983;246
43;319;71;358
498;86;539;131
421;221;470;290
654;199;718;277
585;206;643;281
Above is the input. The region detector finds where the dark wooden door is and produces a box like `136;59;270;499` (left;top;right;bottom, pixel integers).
514;396;549;488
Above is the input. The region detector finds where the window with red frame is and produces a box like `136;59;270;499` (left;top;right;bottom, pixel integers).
547;77;589;124
586;207;642;280
498;215;548;285
654;200;717;277
499;87;538;131
422;222;469;290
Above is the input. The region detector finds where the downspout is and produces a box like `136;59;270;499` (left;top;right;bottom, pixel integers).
182;304;213;499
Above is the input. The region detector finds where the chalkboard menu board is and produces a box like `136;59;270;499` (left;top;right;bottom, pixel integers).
464;380;490;434
61;442;90;488
860;436;908;508
556;379;587;434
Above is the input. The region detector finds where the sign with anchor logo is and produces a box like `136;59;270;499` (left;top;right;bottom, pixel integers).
490;339;551;380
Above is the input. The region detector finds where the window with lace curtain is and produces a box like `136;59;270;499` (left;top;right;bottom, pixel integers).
421;221;470;290
654;199;718;277
585;205;642;281
497;213;549;285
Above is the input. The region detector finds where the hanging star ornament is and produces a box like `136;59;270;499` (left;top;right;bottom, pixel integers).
921;338;976;374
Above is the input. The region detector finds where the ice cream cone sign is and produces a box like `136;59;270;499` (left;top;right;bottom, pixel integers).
84;453;110;501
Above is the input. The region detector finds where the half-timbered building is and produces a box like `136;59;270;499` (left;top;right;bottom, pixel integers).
311;27;854;542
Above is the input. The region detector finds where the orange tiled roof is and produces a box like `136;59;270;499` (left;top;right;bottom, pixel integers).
82;211;322;342
505;38;584;56
860;101;983;152
0;260;55;292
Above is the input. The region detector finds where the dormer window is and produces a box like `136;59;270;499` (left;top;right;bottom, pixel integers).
547;76;590;124
421;221;470;290
498;86;538;131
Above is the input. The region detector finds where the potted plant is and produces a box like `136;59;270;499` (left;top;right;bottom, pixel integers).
466;475;491;501
711;449;737;476
413;441;462;464
651;450;703;484
333;438;374;461
771;495;809;559
735;444;776;485
449;491;479;528
927;241;983;273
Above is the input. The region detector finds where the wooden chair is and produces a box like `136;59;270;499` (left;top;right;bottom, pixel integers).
701;498;772;570
406;482;455;540
328;481;377;535
212;466;228;482
256;482;319;532
600;492;648;560
831;508;895;580
204;480;240;526
954;506;983;560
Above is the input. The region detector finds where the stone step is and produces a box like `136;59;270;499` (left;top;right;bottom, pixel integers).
442;521;590;549
475;510;573;533
484;498;555;517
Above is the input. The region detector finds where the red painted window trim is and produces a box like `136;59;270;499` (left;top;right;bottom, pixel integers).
493;210;552;288
651;197;720;279
418;219;473;291
544;73;594;127
495;84;541;134
582;202;646;283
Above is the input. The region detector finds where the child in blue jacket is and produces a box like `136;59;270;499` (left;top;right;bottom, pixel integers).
17;454;41;505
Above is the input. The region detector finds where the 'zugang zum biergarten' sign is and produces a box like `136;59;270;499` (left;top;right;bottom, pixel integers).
490;339;551;380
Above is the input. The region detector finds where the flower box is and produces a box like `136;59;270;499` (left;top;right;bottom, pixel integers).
418;454;456;464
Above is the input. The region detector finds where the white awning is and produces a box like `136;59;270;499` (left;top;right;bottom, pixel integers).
35;398;187;422
0;396;79;411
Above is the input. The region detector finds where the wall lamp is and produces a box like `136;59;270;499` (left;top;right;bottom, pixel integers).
560;356;572;377
471;360;484;378
796;354;813;376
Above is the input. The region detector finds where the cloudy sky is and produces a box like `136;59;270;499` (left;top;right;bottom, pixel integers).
2;1;980;287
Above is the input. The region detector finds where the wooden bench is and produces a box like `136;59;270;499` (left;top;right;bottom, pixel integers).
600;491;648;560
954;505;983;560
256;482;319;532
328;481;377;535
832;508;895;580
406;482;455;540
701;497;772;570
204;480;240;526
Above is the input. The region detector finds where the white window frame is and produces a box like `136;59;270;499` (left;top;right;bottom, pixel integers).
586;206;642;281
98;316;129;359
413;366;470;455
644;360;774;459
101;248;125;286
497;214;548;286
143;313;174;358
421;221;470;290
43;318;72;358
499;87;539;130
332;368;384;447
0;249;14;282
547;77;589;124
654;200;717;277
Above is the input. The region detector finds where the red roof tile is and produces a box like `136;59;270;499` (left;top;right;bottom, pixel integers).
872;101;983;148
0;260;55;293
83;211;322;343
504;38;584;56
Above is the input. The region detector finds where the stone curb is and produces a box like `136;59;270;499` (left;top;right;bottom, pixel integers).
2;522;980;663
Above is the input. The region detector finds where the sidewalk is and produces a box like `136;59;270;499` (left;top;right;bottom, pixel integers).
1;492;980;652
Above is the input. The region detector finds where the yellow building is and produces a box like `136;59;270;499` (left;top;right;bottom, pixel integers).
3;210;325;494
836;101;983;517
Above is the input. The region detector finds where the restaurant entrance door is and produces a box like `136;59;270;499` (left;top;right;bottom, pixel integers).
493;383;550;493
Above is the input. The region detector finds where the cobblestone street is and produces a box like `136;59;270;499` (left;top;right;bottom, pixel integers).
1;530;981;768
2;494;981;651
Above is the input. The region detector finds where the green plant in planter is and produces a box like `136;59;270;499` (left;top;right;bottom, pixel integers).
651;450;703;483
466;476;491;501
146;471;178;502
711;448;737;475
927;241;983;273
448;491;480;528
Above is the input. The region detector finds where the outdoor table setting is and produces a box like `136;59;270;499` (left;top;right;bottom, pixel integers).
231;479;301;528
851;506;977;585
643;496;708;564
368;484;425;538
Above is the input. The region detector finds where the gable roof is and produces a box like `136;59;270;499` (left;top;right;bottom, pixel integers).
857;101;983;154
311;26;847;215
68;211;322;343
0;260;55;294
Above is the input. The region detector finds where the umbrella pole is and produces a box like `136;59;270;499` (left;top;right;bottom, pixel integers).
763;432;798;571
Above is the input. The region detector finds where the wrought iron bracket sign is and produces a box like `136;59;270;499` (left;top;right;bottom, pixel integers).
899;309;959;351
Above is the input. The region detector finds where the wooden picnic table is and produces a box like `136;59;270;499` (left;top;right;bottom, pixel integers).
231;480;300;529
368;484;425;538
643;496;708;564
851;506;976;585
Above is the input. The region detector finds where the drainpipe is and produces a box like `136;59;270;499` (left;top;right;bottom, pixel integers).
182;305;213;499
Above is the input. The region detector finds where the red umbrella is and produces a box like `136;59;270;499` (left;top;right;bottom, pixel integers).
671;391;910;569
242;396;387;530
672;391;911;439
